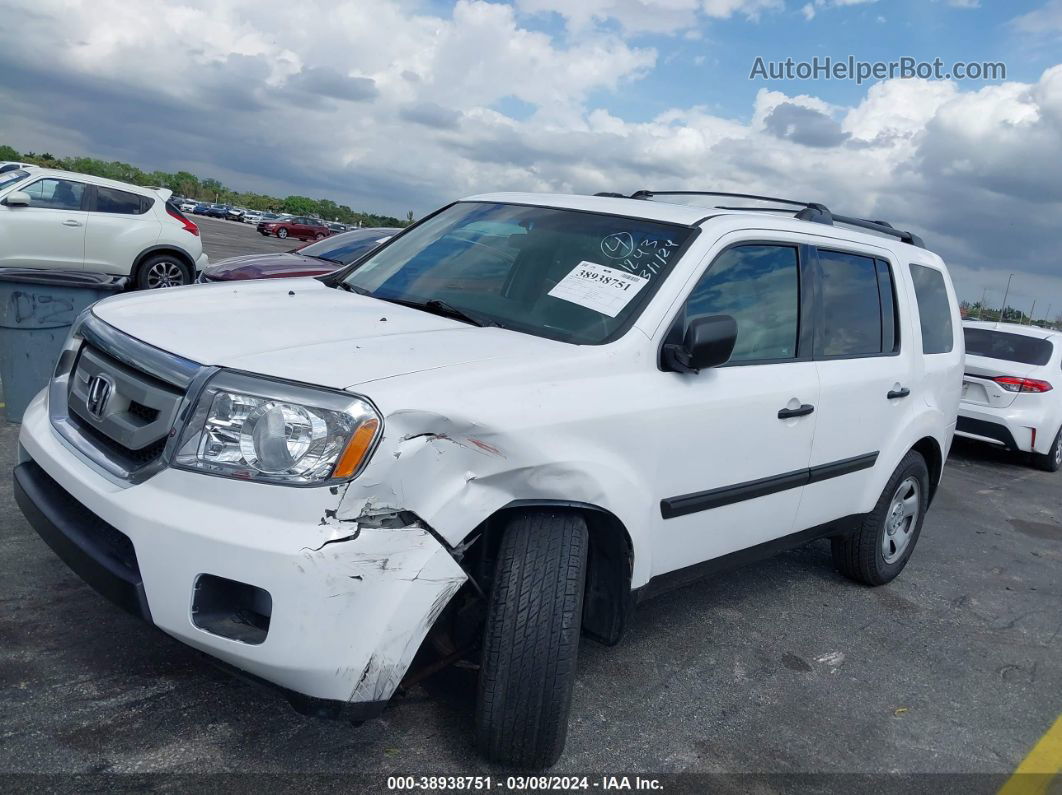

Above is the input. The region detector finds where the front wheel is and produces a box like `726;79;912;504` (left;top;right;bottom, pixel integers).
475;512;588;768
276;228;288;239
136;255;191;289
1031;427;1062;472
314;233;325;241
832;451;929;586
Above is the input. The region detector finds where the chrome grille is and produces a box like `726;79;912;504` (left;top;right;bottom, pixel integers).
68;346;183;457
49;313;214;485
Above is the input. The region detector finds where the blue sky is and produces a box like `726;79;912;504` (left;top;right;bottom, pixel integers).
579;0;1049;119
3;0;1062;312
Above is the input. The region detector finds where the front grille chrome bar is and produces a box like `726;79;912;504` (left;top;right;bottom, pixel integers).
49;312;218;486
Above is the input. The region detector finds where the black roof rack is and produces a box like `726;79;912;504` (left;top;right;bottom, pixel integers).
627;190;925;248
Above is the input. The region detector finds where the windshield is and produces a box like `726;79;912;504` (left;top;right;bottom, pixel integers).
341;202;694;344
0;170;29;191
963;327;1054;365
300;229;394;264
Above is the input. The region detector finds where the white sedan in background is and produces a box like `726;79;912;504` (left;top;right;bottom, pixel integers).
957;320;1062;470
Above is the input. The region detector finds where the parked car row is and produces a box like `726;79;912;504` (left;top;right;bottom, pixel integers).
179;201;356;239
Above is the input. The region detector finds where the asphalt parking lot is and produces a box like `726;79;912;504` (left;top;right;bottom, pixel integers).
1;407;1059;786
195;215;297;262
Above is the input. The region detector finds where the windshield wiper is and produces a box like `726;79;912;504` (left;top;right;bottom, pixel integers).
381;296;498;327
336;285;498;328
425;299;500;328
337;282;372;295
306;254;342;265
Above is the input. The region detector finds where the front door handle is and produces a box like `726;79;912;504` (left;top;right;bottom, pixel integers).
62;219;83;227
778;403;815;419
887;387;911;400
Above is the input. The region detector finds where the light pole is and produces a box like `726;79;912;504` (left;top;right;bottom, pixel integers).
977;287;988;320
1028;300;1037;325
1000;273;1014;323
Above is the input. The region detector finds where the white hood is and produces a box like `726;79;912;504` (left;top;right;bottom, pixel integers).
92;278;565;390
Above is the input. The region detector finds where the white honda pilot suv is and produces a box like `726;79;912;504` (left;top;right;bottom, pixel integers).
0;166;207;288
14;191;962;767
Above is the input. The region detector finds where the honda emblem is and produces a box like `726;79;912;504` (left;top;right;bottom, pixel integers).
86;374;114;419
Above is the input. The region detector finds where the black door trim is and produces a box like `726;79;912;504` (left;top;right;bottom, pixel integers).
807;451;879;484
660;451;879;519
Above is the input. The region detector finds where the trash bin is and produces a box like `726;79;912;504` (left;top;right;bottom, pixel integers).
0;270;128;423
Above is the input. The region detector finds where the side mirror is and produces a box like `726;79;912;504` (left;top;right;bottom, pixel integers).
4;191;30;207
662;314;737;373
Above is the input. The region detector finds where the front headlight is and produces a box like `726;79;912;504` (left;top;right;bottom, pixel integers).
174;371;381;486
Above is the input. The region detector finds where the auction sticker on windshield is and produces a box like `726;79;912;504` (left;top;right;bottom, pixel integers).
547;261;650;317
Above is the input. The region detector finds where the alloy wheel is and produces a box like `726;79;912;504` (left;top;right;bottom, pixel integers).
146;260;186;288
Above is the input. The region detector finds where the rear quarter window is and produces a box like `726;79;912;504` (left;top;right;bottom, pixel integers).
908;264;954;354
96;186;151;215
963;328;1053;366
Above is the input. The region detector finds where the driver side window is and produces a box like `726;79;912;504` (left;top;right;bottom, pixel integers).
684;244;800;363
23;178;85;211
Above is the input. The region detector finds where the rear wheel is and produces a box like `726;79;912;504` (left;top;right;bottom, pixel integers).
136;255;191;289
475;512;588;768
832;451;929;586
314;233;325;241
277;227;288;239
1031;427;1062;472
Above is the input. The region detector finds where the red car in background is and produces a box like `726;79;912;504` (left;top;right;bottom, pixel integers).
198;227;399;282
257;215;332;241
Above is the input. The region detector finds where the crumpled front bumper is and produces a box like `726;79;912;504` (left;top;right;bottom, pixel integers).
15;390;467;715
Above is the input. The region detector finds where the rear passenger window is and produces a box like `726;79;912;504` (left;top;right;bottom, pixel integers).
684;244;799;362
96;187;149;215
909;264;954;354
816;250;897;357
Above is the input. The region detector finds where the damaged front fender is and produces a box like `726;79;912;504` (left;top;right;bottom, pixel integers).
299;498;465;704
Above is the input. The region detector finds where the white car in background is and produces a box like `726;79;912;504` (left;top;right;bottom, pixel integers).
242;210;265;225
179;200;198;213
0;166;207;288
1;161;35;173
957;320;1062;470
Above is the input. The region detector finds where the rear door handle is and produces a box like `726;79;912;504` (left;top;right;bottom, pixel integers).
887;387;911;400
778;403;815;419
62;219;83;227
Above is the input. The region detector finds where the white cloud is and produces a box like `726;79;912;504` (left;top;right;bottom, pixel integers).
515;0;782;35
801;3;816;21
3;0;1062;307
948;0;980;8
1012;0;1062;34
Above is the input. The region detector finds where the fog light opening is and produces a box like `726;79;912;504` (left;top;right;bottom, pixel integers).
191;574;272;645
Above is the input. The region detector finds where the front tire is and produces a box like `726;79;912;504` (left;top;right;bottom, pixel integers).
136;255;191;289
832;451;929;586
475;512;588;768
1031;427;1062;472
277;227;288;239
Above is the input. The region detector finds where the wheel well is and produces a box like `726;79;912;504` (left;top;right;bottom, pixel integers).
134;247;194;278
911;436;943;504
467;503;634;647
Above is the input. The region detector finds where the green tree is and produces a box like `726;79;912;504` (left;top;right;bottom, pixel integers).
282;195;317;215
172;171;201;199
0;144;20;161
201;178;225;202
